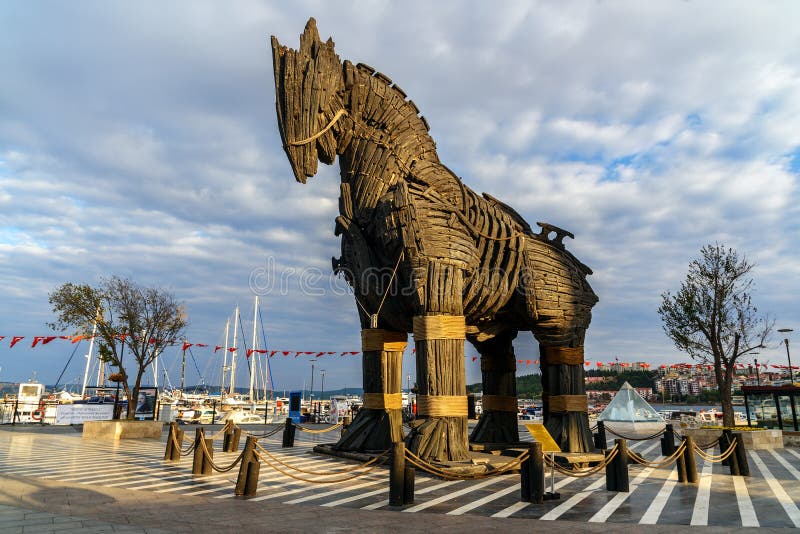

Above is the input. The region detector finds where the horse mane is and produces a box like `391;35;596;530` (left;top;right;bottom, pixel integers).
347;61;440;167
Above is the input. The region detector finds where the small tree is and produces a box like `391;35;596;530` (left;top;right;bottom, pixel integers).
49;276;187;419
658;243;772;427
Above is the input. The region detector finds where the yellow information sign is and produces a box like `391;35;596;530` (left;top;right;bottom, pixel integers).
524;423;561;452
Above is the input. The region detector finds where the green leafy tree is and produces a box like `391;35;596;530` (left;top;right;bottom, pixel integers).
49;276;187;419
658;244;771;427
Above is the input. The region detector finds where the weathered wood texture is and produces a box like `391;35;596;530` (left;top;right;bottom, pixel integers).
469;332;520;444
335;348;403;451
271;19;599;460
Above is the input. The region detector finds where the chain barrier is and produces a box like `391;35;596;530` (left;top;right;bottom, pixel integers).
252;446;389;484
693;439;737;463
403;448;529;480
603;425;666;441
694;438;720;450
542;445;619;478
198;436;246;473
294;422;344;434
627;442;687;468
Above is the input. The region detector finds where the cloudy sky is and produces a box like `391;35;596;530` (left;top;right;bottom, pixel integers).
1;1;799;392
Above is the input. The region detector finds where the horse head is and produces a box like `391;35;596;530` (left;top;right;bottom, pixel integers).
271;18;345;183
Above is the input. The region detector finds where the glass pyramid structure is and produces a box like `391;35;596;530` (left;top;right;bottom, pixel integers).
597;381;664;422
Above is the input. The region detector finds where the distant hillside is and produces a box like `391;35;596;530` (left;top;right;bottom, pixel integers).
467;373;543;398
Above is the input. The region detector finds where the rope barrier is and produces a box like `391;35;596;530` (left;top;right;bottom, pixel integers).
172;431;196;454
603;425;666;441
542;445;619;478
294;422;344;434
242;425;284;439
252;447;389;484
403;448;529;480
627;442;687;469
198;437;246;473
694;438;721;450
254;442;389;476
693;439;738;463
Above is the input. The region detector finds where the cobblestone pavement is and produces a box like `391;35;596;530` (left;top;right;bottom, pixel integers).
0;424;797;532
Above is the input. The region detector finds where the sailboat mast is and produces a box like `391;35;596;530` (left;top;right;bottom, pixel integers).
230;305;239;393
221;318;230;396
180;340;186;392
249;296;258;400
81;313;99;397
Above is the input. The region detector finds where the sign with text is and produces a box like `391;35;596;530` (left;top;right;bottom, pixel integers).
54;404;114;425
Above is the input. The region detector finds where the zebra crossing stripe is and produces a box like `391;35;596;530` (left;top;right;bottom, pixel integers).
446;481;520;515
321;486;388;507
491;469;581;518
284;478;387;504
639;469;678;524
689;459;713;526
588;441;662;523
539;477;607;520
749;451;800;528
361;480;461;510
732;475;758;527
403;475;513;513
768;449;800;481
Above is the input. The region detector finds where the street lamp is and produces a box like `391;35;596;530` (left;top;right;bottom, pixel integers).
778;328;794;385
320;369;326;400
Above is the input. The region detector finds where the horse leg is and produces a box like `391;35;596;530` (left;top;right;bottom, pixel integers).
334;327;407;451
468;330;520;444
406;262;470;462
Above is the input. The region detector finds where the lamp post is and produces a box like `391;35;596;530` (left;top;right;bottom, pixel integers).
309;361;315;408
778;328;794;385
320;369;326;400
754;357;761;386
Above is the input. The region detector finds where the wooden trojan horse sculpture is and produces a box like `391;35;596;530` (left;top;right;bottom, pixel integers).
271;19;599;461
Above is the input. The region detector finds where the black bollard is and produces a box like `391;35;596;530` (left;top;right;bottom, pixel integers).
594;421;607;450
403;467;415;505
282;417;295;448
530;442;545;503
232;426;242;451
202;438;214;475
223;430;232;452
733;433;750;477
661;424;676;456
605;447;617;491
191;428;206;475
389;441;406;506
235;436;259;496
243;460;260;496
164;423;176;461
616;438;630;492
722;430;740;475
521;443;532;502
683;436;698;483
341;415;351;439
720;430;731;468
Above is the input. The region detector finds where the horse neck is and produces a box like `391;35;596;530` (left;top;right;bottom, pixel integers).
337;64;439;222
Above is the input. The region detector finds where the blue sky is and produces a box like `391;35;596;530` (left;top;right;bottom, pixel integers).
1;1;799;392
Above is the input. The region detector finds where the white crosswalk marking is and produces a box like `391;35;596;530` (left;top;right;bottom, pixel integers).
749;451;800;528
639;468;678;524
690;459;713;525
732;475;759;527
403;475;513;513
361;480;460;510
446;481;520;515
769;449;800;481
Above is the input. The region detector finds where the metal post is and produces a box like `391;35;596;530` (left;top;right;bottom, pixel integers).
661;424;676;456
605;447;618;491
467;394;476;420
683;436;698;483
389;441;406;506
211;400;217;425
531;442;545;503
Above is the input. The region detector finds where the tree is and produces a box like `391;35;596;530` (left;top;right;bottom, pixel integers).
48;276;187;419
658;243;772;427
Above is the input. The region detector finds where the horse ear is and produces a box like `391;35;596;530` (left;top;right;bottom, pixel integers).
299;17;321;56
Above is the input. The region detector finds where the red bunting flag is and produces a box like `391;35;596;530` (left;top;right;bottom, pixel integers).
9;336;24;348
214;345;223;353
282;351;290;356
534;359;539;365
58;335;71;340
246;349;254;358
228;347;237;352
471;356;477;362
195;343;208;348
316;352;325;357
31;336;44;348
585;361;590;366
42;336;56;345
597;362;603;367
270;351;277;357
526;359;532;366
0;336;4;342
517;359;523;364
182;342;193;351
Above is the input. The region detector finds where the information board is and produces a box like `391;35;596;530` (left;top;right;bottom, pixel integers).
54;404;115;425
524;423;561;452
